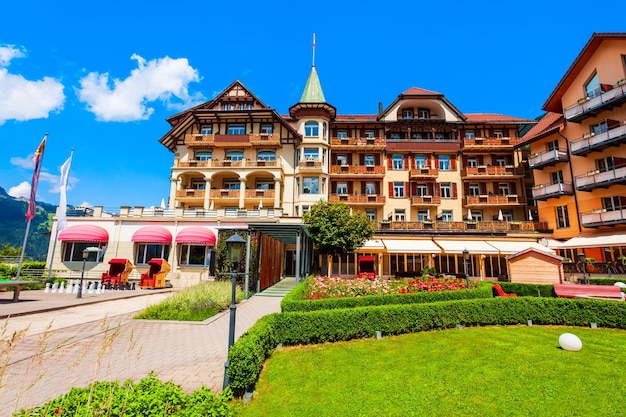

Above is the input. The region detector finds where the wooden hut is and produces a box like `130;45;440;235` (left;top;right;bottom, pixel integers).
506;248;563;285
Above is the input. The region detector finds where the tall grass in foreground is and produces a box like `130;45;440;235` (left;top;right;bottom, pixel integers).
240;326;626;417
134;281;244;321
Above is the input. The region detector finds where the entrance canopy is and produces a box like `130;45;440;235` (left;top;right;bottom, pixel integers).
382;239;441;253
486;240;555;255
434;240;499;254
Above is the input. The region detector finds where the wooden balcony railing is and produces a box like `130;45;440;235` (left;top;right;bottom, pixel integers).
410;196;441;205
463;137;513;148
376;220;548;232
461;165;523;177
184;134;281;147
409;167;438;178
176;159;281;168
298;160;323;170
328;194;386;204
330;137;386;148
465;195;526;206
244;189;275;199
330;165;386;175
176;189;205;198
209;189;239;199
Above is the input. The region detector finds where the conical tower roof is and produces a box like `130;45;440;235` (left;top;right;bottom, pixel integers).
300;66;326;103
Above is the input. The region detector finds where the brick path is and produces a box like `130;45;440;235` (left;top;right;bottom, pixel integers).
0;291;282;416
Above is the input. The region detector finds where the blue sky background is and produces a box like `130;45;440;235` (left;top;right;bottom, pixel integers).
0;0;623;210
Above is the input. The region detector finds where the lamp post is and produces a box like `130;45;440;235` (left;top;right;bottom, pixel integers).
463;248;470;289
604;248;612;278
578;251;588;285
77;247;99;299
223;232;246;389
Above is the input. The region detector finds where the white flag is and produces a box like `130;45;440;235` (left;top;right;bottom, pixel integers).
57;153;73;231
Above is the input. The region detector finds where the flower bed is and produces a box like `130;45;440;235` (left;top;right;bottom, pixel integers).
399;276;478;293
305;276;393;299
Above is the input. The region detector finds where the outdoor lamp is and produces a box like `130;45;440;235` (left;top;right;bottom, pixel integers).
463;248;470;289
77;247;99;299
223;233;246;389
578;252;588;285
604;248;612;277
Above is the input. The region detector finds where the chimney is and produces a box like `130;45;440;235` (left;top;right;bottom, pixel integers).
378;101;383;116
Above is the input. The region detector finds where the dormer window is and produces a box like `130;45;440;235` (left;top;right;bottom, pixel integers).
418;108;430;119
200;125;212;135
227;124;246;135
465;130;475;139
585;73;601;98
261;124;273;135
402;109;413;119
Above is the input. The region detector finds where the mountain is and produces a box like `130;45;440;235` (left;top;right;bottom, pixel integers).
0;186;57;261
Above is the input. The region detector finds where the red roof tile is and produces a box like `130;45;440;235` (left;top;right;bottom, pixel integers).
464;113;536;123
401;87;442;96
517;112;564;146
334;114;379;122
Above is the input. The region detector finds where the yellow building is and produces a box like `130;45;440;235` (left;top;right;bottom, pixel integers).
518;32;626;272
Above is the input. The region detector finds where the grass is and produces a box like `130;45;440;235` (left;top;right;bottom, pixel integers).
134;281;243;321
239;326;626;417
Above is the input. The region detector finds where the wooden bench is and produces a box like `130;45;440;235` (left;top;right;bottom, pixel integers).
0;280;39;302
492;284;517;298
553;284;625;301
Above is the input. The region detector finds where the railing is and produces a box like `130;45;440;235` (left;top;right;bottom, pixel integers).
330;137;386;147
184;133;281;147
528;149;569;169
570;124;626;155
581;208;626;227
376;220;548;232
411;196;441;205
465;195;526;205
564;82;626;121
244;189;275;199
330;165;386;175
463;137;513;147
183;208;283;219
298;160;323;169
461;165;523;177
176;189;205;198
328;194;386;204
531;182;574;199
409;167;438;178
575;164;626;190
177;159;281;168
209;189;239;199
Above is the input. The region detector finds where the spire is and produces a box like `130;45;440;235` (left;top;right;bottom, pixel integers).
299;33;326;103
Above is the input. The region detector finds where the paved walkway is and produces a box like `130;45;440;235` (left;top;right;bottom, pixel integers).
0;283;288;416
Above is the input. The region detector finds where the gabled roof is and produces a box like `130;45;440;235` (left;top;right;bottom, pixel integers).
379;86;466;121
401;87;442;96
543;32;626;113
516;112;564;147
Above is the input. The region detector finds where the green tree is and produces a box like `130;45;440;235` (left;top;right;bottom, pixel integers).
303;200;375;256
0;243;20;257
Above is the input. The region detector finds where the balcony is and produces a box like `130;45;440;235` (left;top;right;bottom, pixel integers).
564;82;626;122
461;165;523;179
244;189;276;200
184;134;281;148
374;220;549;233
528;149;569;170
410;195;441;206
581;207;626;228
409;167;438;179
328;194;386;205
298;159;323;171
330;137;386;150
575;164;626;191
176;159;281;169
531;182;574;200
570;124;626;156
176;189;205;199
209;189;239;199
463;137;514;151
330;165;386;177
465;195;526;206
386;138;460;152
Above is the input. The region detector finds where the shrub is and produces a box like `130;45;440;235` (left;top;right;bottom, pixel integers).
497;282;556;297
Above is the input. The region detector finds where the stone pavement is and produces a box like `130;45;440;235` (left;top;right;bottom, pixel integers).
0;285;285;416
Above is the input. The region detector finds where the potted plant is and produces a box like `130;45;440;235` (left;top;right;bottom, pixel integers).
619;256;626;265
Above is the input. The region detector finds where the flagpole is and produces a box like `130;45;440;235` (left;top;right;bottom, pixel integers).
16;133;48;280
47;148;74;283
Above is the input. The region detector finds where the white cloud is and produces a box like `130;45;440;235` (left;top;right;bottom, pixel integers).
77;54;204;122
0;45;65;125
9;155;34;169
78;201;92;208
8;181;31;199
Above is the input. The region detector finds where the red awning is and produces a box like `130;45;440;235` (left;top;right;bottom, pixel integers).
132;226;172;243
359;256;376;262
58;225;109;242
176;227;216;245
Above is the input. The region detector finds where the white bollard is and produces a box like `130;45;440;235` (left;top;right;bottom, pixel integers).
44;282;51;293
72;282;79;293
88;282;95;294
96;283;102;294
66;281;73;293
58;282;63;293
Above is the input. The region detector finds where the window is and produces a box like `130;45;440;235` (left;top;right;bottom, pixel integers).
467;157;477;167
556;205;570;229
225;150;243;161
255;179;274;190
223;104;229;110
246;104;253;110
441;210;453;222
364;131;375;138
402;109;413;119
440;183;451;198
585;73;601;98
591;120;608;135
62;242;104;262
200;125;212;135
257;150;275;161
493;130;503;138
435;133;445;141
304;121;319;137
418;210;429;221
393;182;405;198
392;154;404;170
336;182;348;195
303;177;319;194
195;151;212;161
603;196;622;211
303;149;319;160
547;140;559;151
499;183;511;195
190;178;205;190
366;209;376;221
390;133;401;141
465;130;475;139
469;183;481;196
496;157;507;167
337;154;348;166
501;210;513;222
415;155;426;168
364;155;375;167
337;130;348;138
472;210;483;221
227;124;246;135
412;133;423;140
418;108;430;119
260;124;273;134
179;245;210;266
136;244;170;265
365;182;376;195
416;184;428;196
439;155;450;170
551;171;564;184
394;209;406;221
223;179;240;190
596;157;614;172
301;205;310;215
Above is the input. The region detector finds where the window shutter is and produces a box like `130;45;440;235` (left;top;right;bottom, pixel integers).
388;182;394;197
452;183;458;199
387;156;393;169
404;155;409;170
450;155;457;171
511;183;517;194
433;183;440;197
405;182;409;196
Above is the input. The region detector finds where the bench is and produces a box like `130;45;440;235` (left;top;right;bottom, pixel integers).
492;284;517;298
553;284;625;301
0;280;39;302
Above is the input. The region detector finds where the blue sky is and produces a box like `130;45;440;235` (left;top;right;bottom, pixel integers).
0;0;623;210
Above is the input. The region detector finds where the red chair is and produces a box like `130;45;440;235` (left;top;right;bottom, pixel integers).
493;284;517;298
102;259;133;287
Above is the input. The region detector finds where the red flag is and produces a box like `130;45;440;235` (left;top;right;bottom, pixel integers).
26;135;47;221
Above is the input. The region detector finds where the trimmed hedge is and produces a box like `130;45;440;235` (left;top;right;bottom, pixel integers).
497;282;556;297
281;281;494;312
228;297;626;392
589;278;626;288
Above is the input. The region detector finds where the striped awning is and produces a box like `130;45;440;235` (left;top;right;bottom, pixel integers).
176;227;217;245
58;225;109;242
132;226;172;243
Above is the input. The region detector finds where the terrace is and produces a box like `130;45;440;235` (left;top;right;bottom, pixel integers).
570;123;626;156
528;149;569;170
564;82;626;122
531;182;575;200
575;164;626;191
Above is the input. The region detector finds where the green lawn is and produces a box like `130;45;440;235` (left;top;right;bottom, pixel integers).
238;326;626;417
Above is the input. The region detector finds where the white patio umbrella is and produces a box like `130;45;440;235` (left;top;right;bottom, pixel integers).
498;209;504;221
467;209;473;221
258;199;263;209
160;198;166;209
427;209;431;220
209;200;214;210
528;209;533;221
